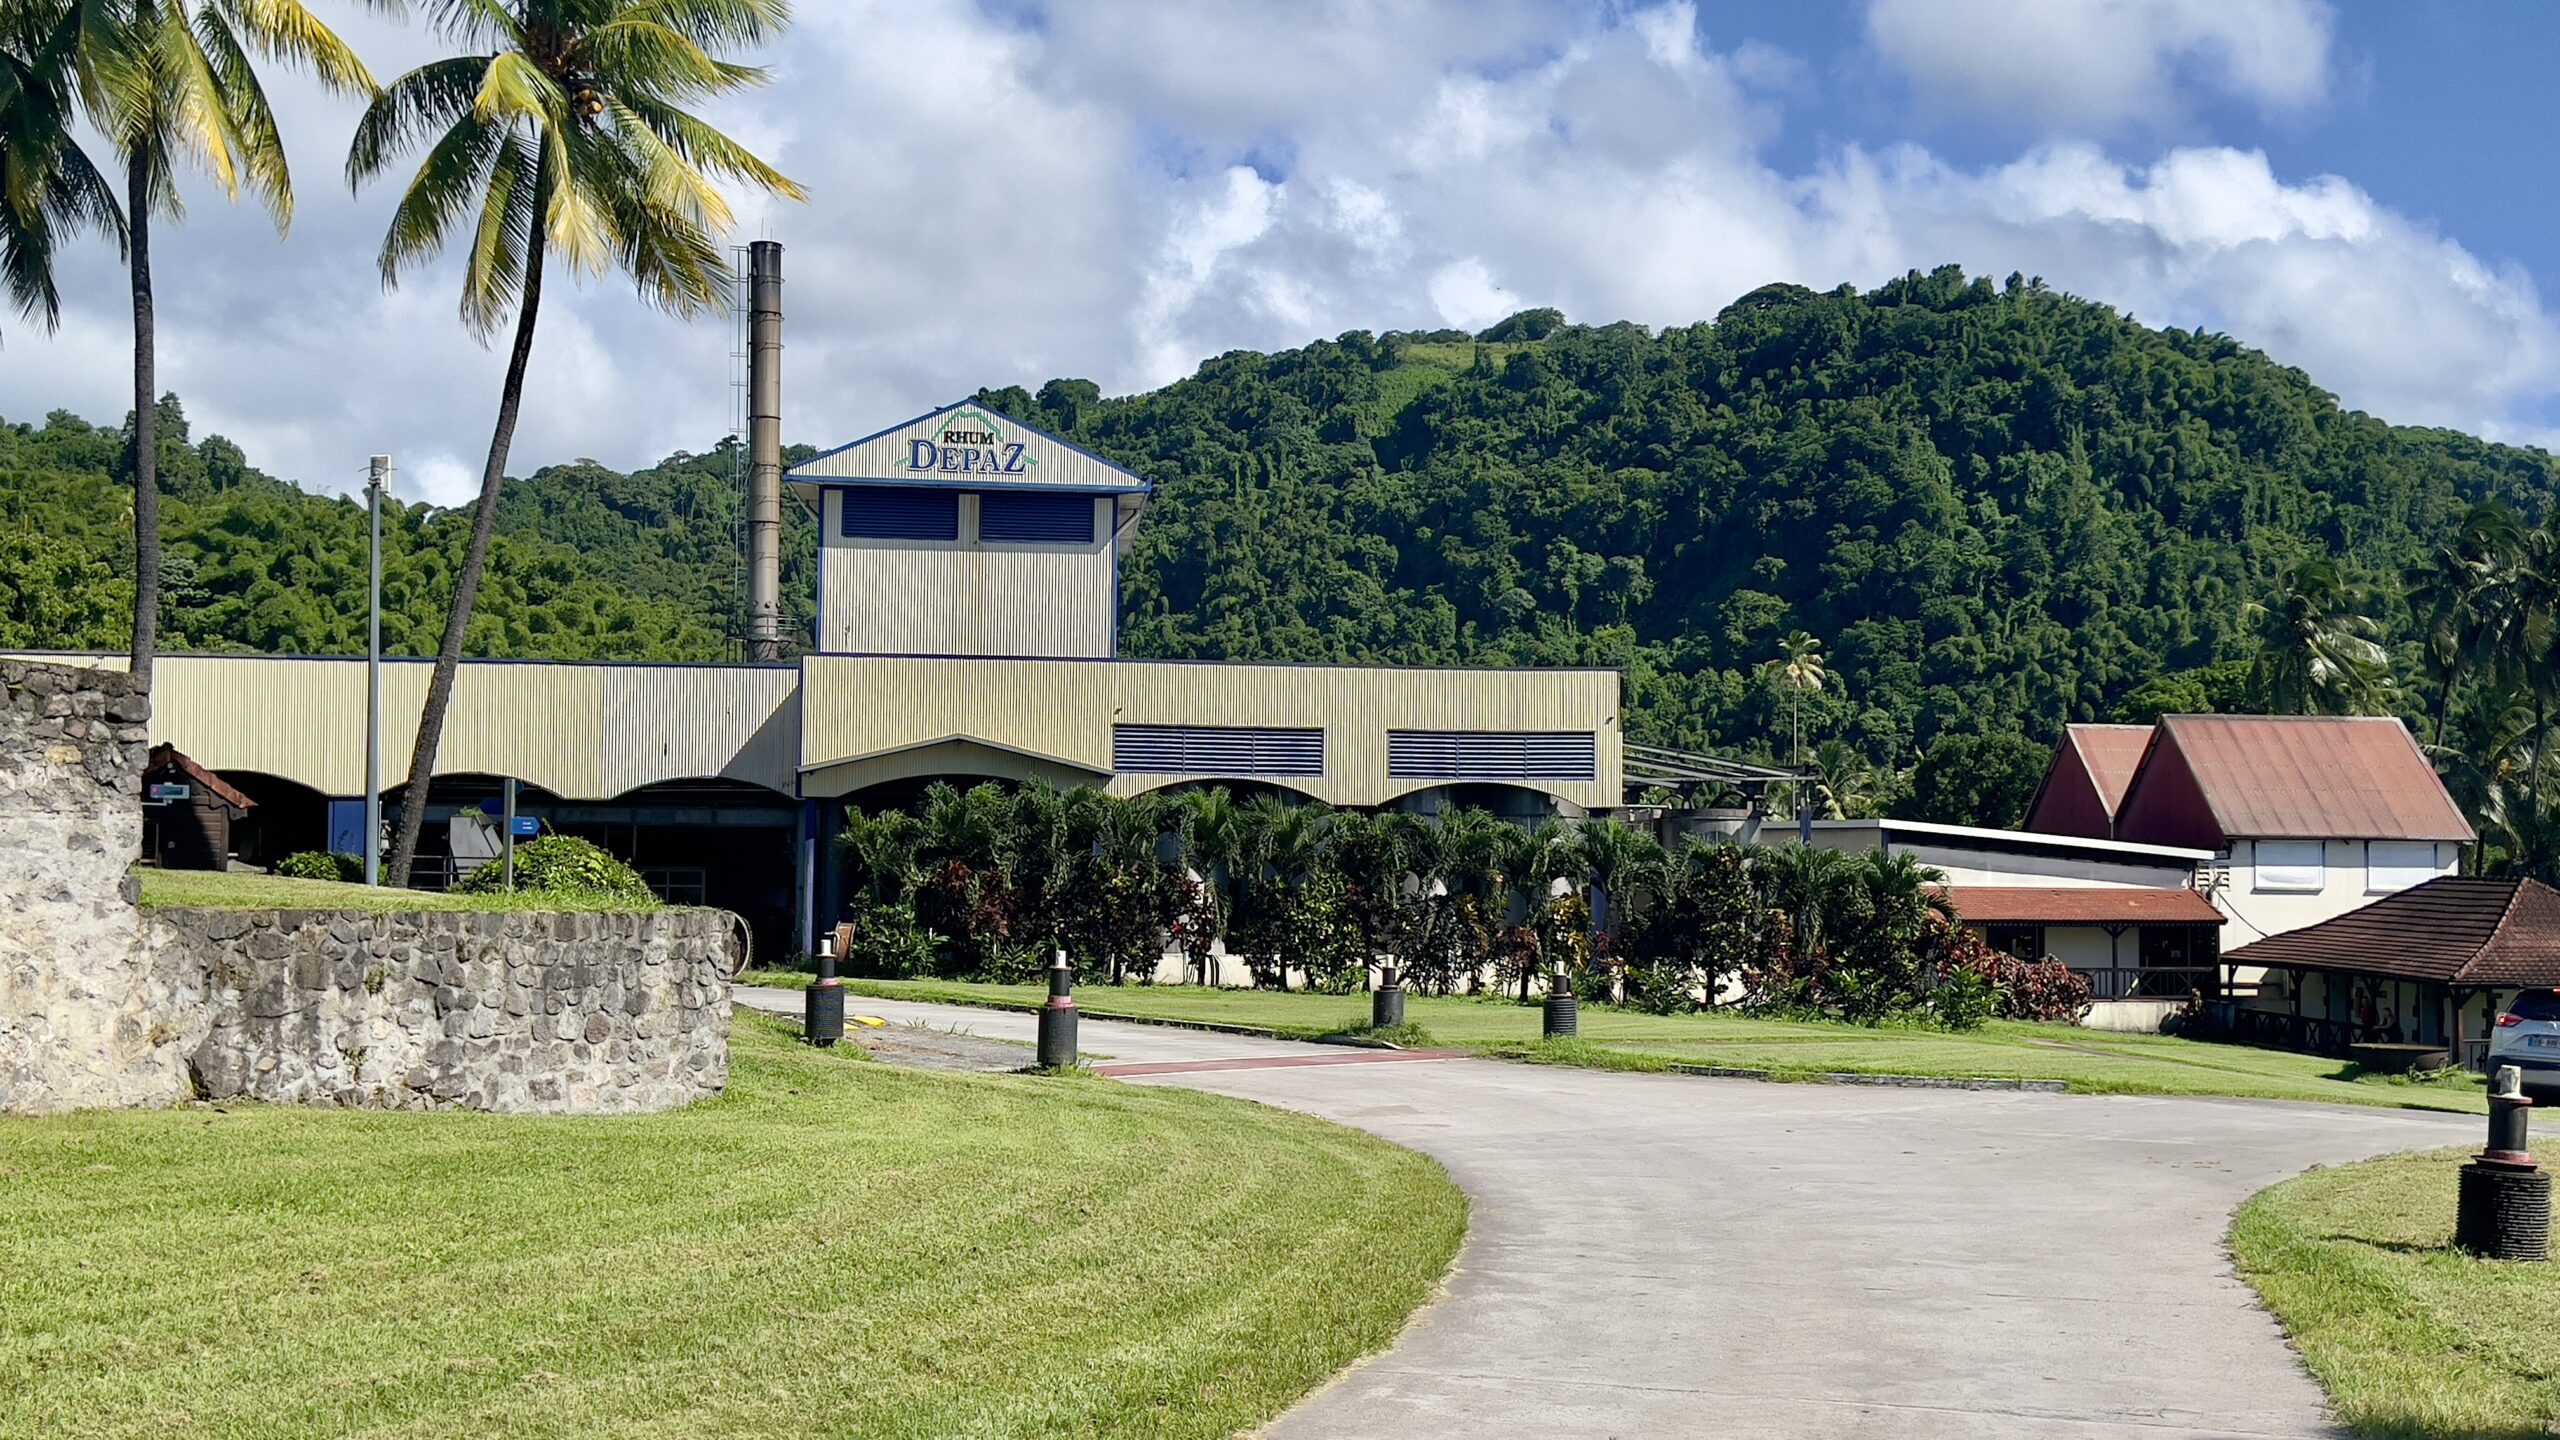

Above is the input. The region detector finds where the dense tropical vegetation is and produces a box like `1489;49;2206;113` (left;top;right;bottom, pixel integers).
12;268;2560;842
823;781;2089;1030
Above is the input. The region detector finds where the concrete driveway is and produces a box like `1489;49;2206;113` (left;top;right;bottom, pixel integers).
733;989;2472;1438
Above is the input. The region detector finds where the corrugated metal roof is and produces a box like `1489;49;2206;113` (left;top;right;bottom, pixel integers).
2065;724;2154;819
1943;886;2223;926
2153;715;2473;842
2222;876;2560;986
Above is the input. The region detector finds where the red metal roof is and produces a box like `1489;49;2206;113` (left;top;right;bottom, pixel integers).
2143;715;2472;843
2223;876;2560;987
2066;724;2153;818
1942;886;2223;926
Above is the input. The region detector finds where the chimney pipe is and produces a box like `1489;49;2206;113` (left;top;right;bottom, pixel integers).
746;240;785;661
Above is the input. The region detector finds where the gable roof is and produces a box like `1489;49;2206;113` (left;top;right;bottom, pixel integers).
2066;725;2153;819
2134;714;2472;843
2023;723;2157;838
2223;876;2560;987
785;400;1151;515
145;743;253;812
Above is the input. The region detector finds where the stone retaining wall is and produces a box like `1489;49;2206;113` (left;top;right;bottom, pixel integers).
158;908;733;1114
0;661;180;1114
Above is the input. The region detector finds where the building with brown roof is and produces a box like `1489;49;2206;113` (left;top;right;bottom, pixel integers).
2217;876;2560;1065
2024;715;2472;954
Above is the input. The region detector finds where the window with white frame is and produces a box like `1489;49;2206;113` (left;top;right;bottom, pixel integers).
2366;840;2441;894
2252;840;2327;893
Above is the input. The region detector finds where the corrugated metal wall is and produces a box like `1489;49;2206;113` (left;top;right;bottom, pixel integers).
799;655;1621;808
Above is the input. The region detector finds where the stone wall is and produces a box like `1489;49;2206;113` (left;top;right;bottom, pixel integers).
0;661;182;1114
157;908;733;1114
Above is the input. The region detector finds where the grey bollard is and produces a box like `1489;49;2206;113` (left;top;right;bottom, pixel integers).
1037;950;1078;1069
2457;1065;2550;1262
1373;962;1406;1030
1542;958;1578;1040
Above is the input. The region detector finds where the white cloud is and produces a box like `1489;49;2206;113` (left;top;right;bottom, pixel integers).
3;0;2551;515
1867;0;2335;134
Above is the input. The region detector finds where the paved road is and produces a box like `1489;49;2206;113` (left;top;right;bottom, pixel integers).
732;988;2471;1438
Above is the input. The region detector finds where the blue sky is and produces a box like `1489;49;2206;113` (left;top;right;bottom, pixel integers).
6;0;2556;503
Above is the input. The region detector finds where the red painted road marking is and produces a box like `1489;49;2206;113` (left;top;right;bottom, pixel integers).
1092;1050;1465;1077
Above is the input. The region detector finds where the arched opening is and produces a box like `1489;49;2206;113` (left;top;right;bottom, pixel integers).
219;771;332;870
377;774;565;890
573;778;800;963
1120;777;1328;807
1389;782;1585;823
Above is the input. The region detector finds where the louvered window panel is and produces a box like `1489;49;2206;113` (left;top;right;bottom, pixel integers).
837;486;958;541
1113;725;1324;776
978;490;1095;544
1387;730;1597;782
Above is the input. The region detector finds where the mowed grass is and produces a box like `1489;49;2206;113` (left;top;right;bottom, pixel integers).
826;979;2488;1113
2234;1149;2558;1438
0;1016;1465;1440
135;868;666;914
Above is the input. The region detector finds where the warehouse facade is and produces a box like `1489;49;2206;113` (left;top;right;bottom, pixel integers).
33;400;1623;961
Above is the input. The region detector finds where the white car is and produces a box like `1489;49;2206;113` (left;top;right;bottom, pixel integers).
2490;988;2560;1098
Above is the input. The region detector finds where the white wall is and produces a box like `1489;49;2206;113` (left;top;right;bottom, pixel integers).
2213;838;2458;953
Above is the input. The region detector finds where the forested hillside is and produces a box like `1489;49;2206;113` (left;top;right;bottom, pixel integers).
7;265;2555;781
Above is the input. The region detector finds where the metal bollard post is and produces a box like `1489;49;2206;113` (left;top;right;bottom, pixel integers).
2457;1065;2550;1261
1037;950;1078;1069
804;933;845;1048
1542;958;1578;1040
1373;962;1406;1030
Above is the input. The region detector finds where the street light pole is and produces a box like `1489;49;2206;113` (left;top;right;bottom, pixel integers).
364;454;389;886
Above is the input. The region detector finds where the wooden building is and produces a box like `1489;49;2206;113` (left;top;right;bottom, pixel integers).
2216;875;2560;1067
142;744;254;871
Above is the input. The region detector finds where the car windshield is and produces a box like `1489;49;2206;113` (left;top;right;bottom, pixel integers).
2509;990;2560;1021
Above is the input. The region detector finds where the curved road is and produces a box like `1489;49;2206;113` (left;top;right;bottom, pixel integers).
736;989;2470;1438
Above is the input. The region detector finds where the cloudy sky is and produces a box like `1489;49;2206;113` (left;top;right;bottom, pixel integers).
8;0;2559;504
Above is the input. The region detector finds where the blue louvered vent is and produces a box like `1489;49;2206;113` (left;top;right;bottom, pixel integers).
838;486;958;541
1387;730;1598;781
1113;724;1324;776
979;490;1096;544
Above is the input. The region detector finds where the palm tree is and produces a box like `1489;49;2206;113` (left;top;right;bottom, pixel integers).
1809;738;1892;820
1760;630;1829;814
1573;817;1659;934
361;0;803;886
2407;503;2524;744
30;0;376;689
0;9;122;338
2242;557;2395;716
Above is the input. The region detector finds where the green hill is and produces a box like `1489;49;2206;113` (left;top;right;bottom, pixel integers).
6;266;2553;773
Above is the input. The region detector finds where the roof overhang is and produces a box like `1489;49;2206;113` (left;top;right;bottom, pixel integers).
1941;886;2224;926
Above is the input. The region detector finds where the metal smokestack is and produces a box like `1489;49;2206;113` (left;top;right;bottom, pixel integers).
746;240;785;661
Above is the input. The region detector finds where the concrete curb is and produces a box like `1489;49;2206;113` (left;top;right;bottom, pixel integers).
813;984;2078;1094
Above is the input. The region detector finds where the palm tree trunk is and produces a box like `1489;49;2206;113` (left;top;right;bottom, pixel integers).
385;226;549;888
126;152;159;693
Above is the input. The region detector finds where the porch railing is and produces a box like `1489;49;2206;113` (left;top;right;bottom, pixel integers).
2078;967;2226;1003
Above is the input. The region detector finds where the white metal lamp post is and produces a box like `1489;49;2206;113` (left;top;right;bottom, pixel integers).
364;454;390;886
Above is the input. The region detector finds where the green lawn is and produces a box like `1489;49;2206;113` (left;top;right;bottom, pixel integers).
136;868;664;914
0;1015;1465;1440
2235;1149;2556;1438
814;978;2488;1113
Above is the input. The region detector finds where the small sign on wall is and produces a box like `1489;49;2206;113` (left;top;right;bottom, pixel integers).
147;782;192;804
